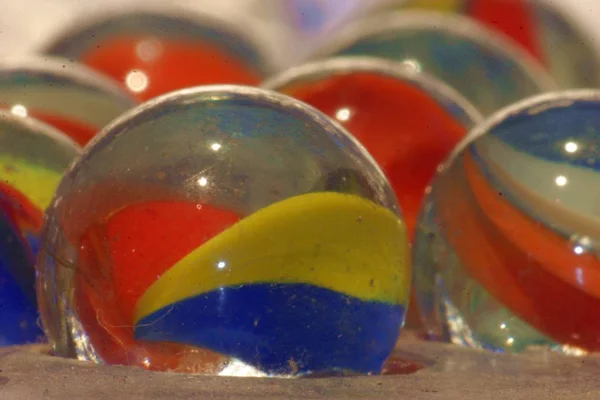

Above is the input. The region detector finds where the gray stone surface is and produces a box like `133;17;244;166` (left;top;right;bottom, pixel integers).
1;334;599;399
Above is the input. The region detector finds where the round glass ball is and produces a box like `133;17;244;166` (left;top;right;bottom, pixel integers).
0;56;135;146
36;85;411;377
0;111;81;346
321;11;556;115
41;7;271;101
413;90;600;355
383;0;600;89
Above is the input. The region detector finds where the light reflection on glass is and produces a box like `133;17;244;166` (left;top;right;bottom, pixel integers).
136;39;162;63
564;141;579;153
125;70;149;93
218;358;269;378
211;142;222;151
576;267;584;286
10;104;28;117
335;107;351;122
401;58;422;73
198;176;208;187
555;175;568;187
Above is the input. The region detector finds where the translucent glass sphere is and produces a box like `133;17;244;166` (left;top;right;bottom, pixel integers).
413;90;600;355
41;8;271;101
0;56;135;146
0;111;81;346
36;85;411;377
322;11;556;115
383;0;600;89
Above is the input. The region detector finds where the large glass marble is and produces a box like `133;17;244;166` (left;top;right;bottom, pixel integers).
413;90;600;355
0;57;135;146
36;85;410;377
321;11;556;115
385;0;600;89
40;7;271;101
0;112;81;346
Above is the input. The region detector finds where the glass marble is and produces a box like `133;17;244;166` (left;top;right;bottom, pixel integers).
413;90;600;354
41;8;270;101
0;57;135;147
264;56;482;239
0;111;81;346
387;0;600;89
282;0;363;36
320;11;556;116
36;85;410;377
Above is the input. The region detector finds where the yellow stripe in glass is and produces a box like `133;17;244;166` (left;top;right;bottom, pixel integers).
135;192;410;324
404;0;463;12
0;155;62;210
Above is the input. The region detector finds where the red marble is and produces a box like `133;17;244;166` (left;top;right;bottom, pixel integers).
282;72;468;238
81;36;261;101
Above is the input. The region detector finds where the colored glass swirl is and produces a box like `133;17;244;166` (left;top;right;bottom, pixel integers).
0;113;80;346
264;57;482;329
395;0;600;88
43;10;269;101
325;11;555;115
37;86;410;376
0;57;135;146
413;91;600;354
264;57;482;237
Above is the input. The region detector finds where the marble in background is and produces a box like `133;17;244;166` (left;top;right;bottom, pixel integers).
1;0;597;71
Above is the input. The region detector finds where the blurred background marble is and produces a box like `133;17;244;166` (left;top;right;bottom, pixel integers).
0;0;596;71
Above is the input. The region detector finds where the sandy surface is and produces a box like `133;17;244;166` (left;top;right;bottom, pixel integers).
1;334;599;399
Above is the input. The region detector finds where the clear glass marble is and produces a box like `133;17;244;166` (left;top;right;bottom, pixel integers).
413;90;600;355
0;111;81;346
36;85;411;377
380;0;600;89
0;56;135;146
40;7;271;101
320;11;557;115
